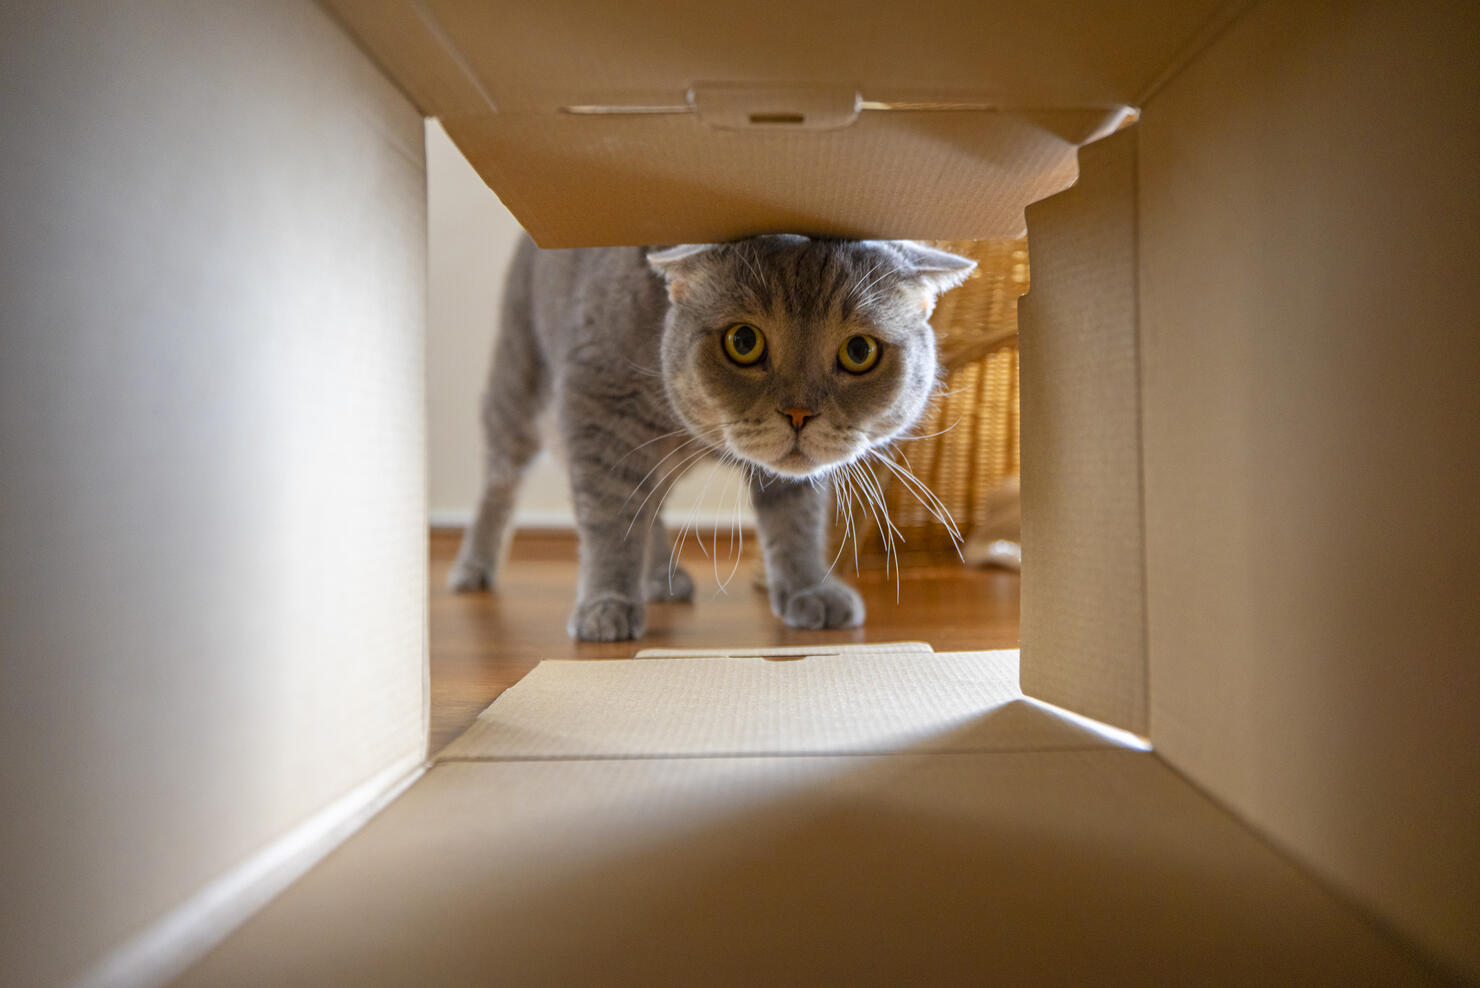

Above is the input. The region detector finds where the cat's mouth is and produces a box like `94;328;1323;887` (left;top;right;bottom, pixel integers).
771;446;816;475
767;435;860;477
724;425;854;478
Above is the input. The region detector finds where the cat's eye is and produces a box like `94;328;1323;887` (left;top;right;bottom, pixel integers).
837;334;881;373
723;323;766;366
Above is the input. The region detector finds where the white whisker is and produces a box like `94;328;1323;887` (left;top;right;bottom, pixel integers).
844;259;884;301
664;453;721;585
846;462;889;579
613;427;699;467
872;451;961;545
627;442;715;540
840;466;863;576
735;246;765;290
718;462;750;592
822;472;855;580
676;457;724;569
869;451;964;570
847;259;890;308
622;428;719;512
710;457;743;590
894;417;964;443
850;460;904;600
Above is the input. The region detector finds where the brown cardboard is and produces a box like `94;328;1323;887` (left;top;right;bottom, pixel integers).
178;752;1443;986
127;1;1476;983
323;0;1242;245
1018;128;1148;735
633;641;932;659
1136;0;1480;977
1;5;429;986
438;647;1120;760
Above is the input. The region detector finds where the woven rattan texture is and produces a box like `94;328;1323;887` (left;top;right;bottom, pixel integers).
841;239;1026;565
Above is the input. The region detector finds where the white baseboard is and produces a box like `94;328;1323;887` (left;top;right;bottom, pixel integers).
427;507;479;528
428;508;577;529
428;508;756;531
72;753;427;988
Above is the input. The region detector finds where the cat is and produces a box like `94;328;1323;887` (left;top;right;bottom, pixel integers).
449;235;975;641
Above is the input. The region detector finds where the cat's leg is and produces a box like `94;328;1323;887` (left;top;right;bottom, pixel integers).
449;250;546;592
564;450;657;641
446;433;537;592
750;473;865;629
562;387;694;639
642;514;695;603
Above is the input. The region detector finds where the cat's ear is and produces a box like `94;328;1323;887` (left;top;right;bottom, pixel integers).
881;242;977;315
891;242;977;293
647;244;722;303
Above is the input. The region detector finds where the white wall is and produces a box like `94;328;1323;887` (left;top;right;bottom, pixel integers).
426;120;528;524
0;3;428;985
426;121;753;529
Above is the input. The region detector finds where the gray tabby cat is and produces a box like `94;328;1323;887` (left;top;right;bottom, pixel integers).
450;234;975;641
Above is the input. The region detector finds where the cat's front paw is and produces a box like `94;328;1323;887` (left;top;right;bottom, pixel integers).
568;593;646;641
644;565;695;603
778;582;865;630
447;556;491;593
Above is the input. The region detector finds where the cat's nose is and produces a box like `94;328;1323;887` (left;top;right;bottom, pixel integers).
781;407;815;431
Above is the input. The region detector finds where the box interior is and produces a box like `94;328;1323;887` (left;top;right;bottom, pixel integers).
6;1;1476;984
178;646;1445;986
327;0;1480;979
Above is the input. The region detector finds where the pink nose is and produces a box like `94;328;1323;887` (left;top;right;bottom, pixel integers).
782;407;815;430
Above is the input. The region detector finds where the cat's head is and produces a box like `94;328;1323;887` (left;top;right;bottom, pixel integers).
649;236;975;479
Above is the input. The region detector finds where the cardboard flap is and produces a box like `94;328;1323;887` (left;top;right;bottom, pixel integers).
324;0;1244;245
688;83;861;131
437;648;1125;759
438;110;1084;244
326;0;495;118
1018;127;1148;735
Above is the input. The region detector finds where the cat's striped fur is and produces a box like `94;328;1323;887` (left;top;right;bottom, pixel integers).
451;235;974;641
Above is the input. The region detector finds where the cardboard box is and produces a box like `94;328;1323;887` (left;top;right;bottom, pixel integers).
26;0;1470;983
313;1;1478;978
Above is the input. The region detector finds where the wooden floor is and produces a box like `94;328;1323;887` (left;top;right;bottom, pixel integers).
429;528;1021;752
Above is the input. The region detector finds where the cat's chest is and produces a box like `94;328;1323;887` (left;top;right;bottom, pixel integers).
558;348;681;429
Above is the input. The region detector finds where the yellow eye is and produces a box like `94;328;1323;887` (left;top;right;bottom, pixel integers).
838;334;880;373
723;323;766;365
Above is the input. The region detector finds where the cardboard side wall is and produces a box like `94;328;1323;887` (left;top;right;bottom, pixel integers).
0;3;429;985
1137;0;1480;976
1019;129;1148;735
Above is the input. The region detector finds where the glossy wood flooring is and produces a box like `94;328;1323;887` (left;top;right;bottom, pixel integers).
429;528;1021;752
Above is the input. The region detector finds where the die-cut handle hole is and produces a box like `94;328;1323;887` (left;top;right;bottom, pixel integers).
758;651;838;662
749;112;805;125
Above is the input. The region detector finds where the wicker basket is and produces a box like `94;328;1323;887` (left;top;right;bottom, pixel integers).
838;239;1027;567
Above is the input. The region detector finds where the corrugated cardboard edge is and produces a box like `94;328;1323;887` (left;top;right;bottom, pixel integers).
318;0;493;117
633;641;933;659
1018;127;1148;735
